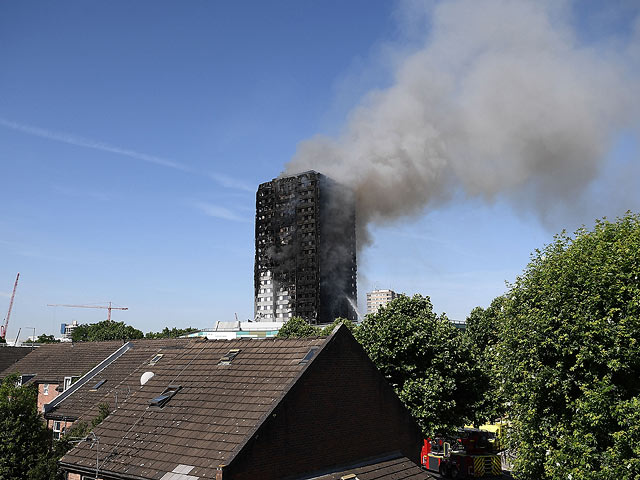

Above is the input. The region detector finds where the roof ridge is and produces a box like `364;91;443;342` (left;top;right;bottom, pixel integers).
43;342;132;414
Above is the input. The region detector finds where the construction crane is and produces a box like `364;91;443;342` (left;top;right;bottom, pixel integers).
46;301;128;322
1;273;20;340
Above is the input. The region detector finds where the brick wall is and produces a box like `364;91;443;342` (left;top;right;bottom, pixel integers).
47;418;74;441
224;328;423;479
66;473;103;480
38;382;59;412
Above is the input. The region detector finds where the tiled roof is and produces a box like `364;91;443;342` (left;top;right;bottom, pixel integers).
309;456;433;480
0;341;124;384
60;336;327;479
46;338;194;421
0;346;32;373
309;457;433;480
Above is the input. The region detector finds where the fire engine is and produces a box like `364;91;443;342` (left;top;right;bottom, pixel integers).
421;428;503;478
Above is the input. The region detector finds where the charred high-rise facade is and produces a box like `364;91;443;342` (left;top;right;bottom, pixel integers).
254;171;357;324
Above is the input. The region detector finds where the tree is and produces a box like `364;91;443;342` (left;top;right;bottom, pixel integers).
355;294;484;436
495;212;640;480
464;297;506;423
35;334;59;344
276;316;321;338
145;326;199;339
71;320;143;342
0;374;50;479
319;317;358;336
27;403;112;480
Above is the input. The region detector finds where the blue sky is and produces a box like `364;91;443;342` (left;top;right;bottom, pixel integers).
1;1;639;339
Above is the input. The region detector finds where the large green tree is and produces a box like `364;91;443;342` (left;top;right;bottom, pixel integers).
276;316;322;338
0;374;51;479
495;212;640;480
355;294;484;436
464;296;506;423
71;320;143;342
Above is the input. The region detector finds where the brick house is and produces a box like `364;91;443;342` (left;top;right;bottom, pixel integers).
59;326;432;479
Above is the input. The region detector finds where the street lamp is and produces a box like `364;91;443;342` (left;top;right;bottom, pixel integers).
24;327;36;349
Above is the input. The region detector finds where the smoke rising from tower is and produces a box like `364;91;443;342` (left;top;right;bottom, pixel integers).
285;0;640;248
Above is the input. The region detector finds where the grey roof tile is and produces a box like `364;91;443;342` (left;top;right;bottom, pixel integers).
310;457;434;480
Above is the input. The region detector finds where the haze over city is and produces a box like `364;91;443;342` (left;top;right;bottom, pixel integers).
1;1;639;340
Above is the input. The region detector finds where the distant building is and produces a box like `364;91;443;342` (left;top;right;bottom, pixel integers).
366;289;398;314
183;321;284;339
59;320;79;341
254;170;357;324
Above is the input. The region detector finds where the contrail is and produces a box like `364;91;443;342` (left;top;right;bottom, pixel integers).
0;117;192;172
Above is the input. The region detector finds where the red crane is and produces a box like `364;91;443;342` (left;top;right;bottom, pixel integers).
1;273;20;340
46;301;128;322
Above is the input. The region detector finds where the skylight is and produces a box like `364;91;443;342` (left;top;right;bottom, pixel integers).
218;349;240;365
90;379;106;391
299;347;319;364
19;374;36;386
149;385;182;408
149;353;163;366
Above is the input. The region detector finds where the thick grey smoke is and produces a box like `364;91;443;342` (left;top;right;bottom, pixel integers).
285;0;640;247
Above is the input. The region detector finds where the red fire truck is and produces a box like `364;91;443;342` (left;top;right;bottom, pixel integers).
421;429;503;478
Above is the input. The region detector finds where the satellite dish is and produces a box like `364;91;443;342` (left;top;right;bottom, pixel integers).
140;371;155;386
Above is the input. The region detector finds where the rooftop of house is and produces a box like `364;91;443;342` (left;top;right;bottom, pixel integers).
60;335;327;479
0;345;33;373
310;456;431;480
45;338;194;421
0;340;126;385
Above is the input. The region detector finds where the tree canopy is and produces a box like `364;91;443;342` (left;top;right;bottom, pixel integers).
71;320;143;342
145;326;199;339
494;212;640;480
355;294;484;436
34;334;59;344
0;374;51;479
464;296;506;423
276;316;322;338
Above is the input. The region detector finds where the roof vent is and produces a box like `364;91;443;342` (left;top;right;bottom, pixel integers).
149;353;163;366
299;347;319;364
19;374;36;386
149;385;181;408
90;379;106;391
218;348;240;365
140;371;155;386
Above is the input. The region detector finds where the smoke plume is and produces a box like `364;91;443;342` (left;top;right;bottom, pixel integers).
285;0;640;247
